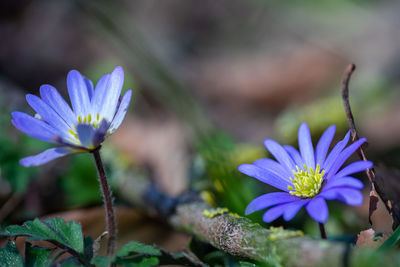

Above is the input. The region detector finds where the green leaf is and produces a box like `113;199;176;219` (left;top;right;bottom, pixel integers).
121;256;159;267
380;225;400;250
83;236;94;263
239;261;258;267
57;257;84;267
25;243;54;267
116;241;162;257
0;240;24;267
91;256;113;267
0;217;84;256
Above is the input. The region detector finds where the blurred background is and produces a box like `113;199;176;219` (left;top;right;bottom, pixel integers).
1;0;400;258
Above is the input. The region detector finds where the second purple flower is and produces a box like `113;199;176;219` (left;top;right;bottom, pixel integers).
239;122;372;223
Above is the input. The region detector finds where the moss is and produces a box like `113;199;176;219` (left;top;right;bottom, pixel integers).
268;226;304;241
202;207;229;218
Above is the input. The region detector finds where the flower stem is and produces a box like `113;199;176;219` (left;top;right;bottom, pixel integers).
92;148;117;256
319;223;327;239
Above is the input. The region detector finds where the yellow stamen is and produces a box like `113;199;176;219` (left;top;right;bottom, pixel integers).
68;129;79;140
288;164;324;198
70;114;105;146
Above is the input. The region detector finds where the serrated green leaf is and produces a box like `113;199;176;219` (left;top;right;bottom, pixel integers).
91;256;113;267
117;241;161;257
25;242;54;267
118;256;159;267
0;240;24;267
0;217;84;256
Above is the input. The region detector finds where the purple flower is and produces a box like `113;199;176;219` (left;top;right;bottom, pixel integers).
238;122;372;223
12;66;132;167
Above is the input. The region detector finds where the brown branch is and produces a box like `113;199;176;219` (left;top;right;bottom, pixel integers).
340;63;392;225
0;193;22;223
111;151;399;266
169;202;347;266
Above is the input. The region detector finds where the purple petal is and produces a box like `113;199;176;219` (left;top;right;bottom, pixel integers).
323;177;364;190
93;66;124;123
238;164;291;191
326;138;367;179
12;111;60;143
92;120;110;147
26;94;74;143
109;89;132;134
84;77;94;99
283;199;309;221
315;125;336;166
283;145;304;168
40;84;77;128
91;73;111;117
298;122;315;169
323;131;350;173
245;192;298;215
319;189;337;200
327;187;363;206
67;70;91;116
335;161;373;178
252;158;291;182
20;147;74;167
306;197;328;223
76;124;96;148
262;204;287;223
264;139;296;171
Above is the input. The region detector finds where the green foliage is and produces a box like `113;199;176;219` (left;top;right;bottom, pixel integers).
0;240;24;267
379;225;400;250
188;238;260;267
92;241;162;266
25;243;55;267
116;241;161;257
60;145;131;208
0;217;84;255
92;240;208;267
60;153;101;207
195;131;265;214
0;217;90;265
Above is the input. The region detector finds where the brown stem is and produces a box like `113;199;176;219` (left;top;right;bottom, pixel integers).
319;223;327;239
92;148;117;256
341;64;375;182
0;193;22;222
340;63;391;224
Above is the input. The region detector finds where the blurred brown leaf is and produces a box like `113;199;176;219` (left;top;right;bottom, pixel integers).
373;166;400;230
193;46;344;109
356;228;388;248
111;116;190;196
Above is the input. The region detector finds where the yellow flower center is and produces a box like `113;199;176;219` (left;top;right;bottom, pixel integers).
68;113;102;141
288;164;325;198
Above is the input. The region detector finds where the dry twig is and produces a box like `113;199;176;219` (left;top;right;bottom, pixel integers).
341;63;393;228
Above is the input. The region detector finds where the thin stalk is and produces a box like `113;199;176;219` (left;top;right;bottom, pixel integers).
92;148;117;256
319;223;327;239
